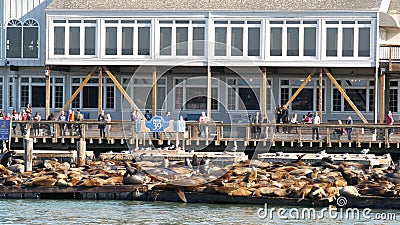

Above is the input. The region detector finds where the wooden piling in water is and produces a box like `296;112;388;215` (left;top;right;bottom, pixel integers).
24;137;33;172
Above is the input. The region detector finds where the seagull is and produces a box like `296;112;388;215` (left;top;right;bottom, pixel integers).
276;151;283;156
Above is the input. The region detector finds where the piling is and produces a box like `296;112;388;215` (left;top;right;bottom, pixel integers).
77;140;87;166
23;137;33;172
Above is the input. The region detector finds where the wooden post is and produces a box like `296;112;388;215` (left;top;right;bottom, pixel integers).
55;67;98;119
102;66;146;120
262;67;267;117
24;137;33;172
284;68;317;108
323;68;368;123
207;65;212;119
77;140;86;166
98;66;103;115
318;68;323;121
152;66;157;117
379;71;386;123
45;66;51;118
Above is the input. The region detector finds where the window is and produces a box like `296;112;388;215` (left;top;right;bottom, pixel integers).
71;77;116;109
175;78;218;110
6;20;22;58
214;20;261;57
324;20;372;58
389;81;399;113
6;19;39;59
160;27;172;55
19;77;64;109
280;79;325;112
106;27;117;55
227;78;264;111
52;19;97;56
138;27;150;55
131;78;166;110
287;27;299;56
332;79;374;112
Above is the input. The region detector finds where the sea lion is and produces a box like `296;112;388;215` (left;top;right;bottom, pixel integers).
199;156;210;174
308;186;327;199
0;150;16;167
243;166;257;183
339;186;360;197
228;187;252;197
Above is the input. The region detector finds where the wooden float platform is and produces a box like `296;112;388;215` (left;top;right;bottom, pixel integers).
99;150;248;163
1;185;400;209
258;152;393;168
13;150;95;162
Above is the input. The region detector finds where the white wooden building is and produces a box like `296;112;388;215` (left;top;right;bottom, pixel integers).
0;0;400;122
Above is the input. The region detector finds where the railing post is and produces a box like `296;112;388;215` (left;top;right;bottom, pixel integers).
298;126;303;147
326;127;331;147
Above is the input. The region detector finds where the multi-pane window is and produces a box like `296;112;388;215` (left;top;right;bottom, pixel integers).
269;20;318;57
389;81;399;113
103;19;151;57
52;19;97;56
6;19;39;58
19;77;64;109
174;78;218;110
131;78;166;110
227;79;262;111
158;20;206;57
280;79;325;112
324;20;372;58
332;79;374;112
71;77;114;109
214;20;261;57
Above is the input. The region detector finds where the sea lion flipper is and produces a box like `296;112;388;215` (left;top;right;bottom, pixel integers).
176;189;187;203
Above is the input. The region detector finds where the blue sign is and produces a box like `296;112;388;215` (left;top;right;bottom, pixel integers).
145;116;167;132
0;120;11;141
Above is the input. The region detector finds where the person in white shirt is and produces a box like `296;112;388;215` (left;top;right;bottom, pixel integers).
312;112;321;140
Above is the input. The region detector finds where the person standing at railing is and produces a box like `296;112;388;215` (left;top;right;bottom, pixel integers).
281;105;289;133
252;112;261;138
386;111;394;140
105;113;112;138
312;112;320;140
47;112;55;136
75;109;84;138
58;111;67;136
98;110;106;138
261;114;270;139
275;104;282;133
199;111;208;137
20;110;29;135
32;112;41;136
67;109;75;136
290;114;298;134
11;109;18;135
346;115;353;140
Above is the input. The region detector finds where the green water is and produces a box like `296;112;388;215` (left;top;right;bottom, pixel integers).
0;199;398;224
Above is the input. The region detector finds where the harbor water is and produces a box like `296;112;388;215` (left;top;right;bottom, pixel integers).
0;199;399;224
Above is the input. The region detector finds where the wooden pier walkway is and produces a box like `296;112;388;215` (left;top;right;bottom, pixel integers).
8;121;400;153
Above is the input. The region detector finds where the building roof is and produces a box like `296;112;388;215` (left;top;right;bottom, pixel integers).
47;0;382;11
388;0;400;13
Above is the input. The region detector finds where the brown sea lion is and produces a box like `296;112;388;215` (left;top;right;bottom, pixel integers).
243;166;257;183
228;187;252;197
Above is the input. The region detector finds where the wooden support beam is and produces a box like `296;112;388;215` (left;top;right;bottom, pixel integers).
102;66;146;120
284;68;317;108
98;66;103;115
379;72;385;123
262;67;267;117
318;68;323;121
55;67;98;119
323;68;368;123
207;65;212;119
45;66;51;119
152;66;157;117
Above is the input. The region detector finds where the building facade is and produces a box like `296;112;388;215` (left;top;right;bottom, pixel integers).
1;0;400;123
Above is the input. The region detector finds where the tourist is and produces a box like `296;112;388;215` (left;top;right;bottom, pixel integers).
198;111;208;137
25;103;32;117
262;114;270;139
130;110;140;122
290;114;298;134
163;111;171;121
58;111;68;136
144;110;152;121
32;112;41;136
20;110;28;135
275;104;282;132
4;113;11;120
312;112;320;140
105;113;112;138
75;109;84;137
281;105;289;133
303;112;313;124
11;110;18;135
346;115;353;140
0;110;4;120
98;110;106;138
252;112;261;138
47;112;55;136
333;120;345;140
67;109;75;135
386;111;394;139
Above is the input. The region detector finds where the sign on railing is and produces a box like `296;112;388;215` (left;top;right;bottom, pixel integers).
0;120;11;141
135;116;186;133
